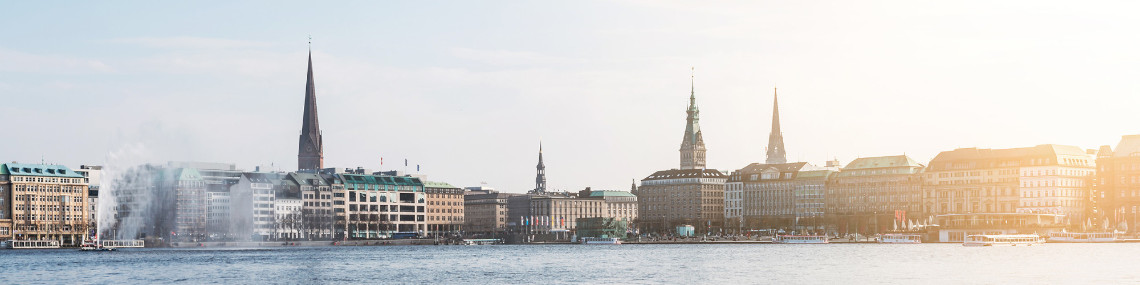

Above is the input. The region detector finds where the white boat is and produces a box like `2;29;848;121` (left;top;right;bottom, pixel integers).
963;234;1044;246
878;234;922;244
80;240;114;251
772;235;829;244
1046;232;1117;243
580;237;621;245
462;239;500;245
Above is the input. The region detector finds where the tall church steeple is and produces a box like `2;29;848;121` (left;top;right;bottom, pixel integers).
535;141;547;193
680;68;707;170
298;47;324;171
766;88;787;164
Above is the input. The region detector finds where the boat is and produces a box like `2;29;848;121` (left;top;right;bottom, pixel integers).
772;235;829;244
580;237;621;245
962;234;1045;246
878;234;922;244
462;238;501;245
1046;232;1117;243
80;240;115;251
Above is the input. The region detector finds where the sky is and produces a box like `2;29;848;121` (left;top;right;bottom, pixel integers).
2;1;1139;193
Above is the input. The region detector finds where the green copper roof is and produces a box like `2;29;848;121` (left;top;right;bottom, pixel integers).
423;181;458;189
3;163;83;178
589;190;635;197
795;169;834;179
0;164;8;175
844;155;923;170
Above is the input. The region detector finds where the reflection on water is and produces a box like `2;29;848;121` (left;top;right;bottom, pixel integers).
1;244;1137;283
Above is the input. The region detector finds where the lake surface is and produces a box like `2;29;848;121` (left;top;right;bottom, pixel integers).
2;243;1137;284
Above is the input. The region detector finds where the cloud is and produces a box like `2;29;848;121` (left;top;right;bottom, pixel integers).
109;36;273;49
0;49;113;74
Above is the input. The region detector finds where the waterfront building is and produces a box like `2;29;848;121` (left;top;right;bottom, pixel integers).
75;165;102;237
637;74;726;234
825;155;924;235
424;181;464;236
340;174;426;238
284;172;334;240
205;191;231;239
0;163;89;245
320;171;349;239
297;50;324;172
232;172;287;241
1096;135;1140;232
275;198;302;240
464;187;517;234
730;162;833;233
923;144;1095;228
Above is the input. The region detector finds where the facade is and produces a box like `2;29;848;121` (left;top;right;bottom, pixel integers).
730;162;833;232
1096;135;1140;232
424;181;464;236
205;191;231;239
464;188;516;234
75;165;102;238
232;172;286;241
826;155;924;235
638;169;727;234
285;172;334;240
923;144;1095;228
0;164;89;245
298;50;324;172
340;174;426;238
275;198;303;240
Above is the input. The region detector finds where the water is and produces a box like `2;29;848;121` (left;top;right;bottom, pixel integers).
2;243;1137;284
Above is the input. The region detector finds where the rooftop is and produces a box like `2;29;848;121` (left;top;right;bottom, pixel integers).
643;168;726;181
1;163;84;178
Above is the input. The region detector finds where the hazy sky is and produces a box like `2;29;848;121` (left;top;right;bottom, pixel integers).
3;1;1139;192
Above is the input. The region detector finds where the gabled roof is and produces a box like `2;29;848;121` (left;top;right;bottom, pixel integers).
928;144;1090;171
286;172;328;186
1114;135;1140;158
3;163;84;178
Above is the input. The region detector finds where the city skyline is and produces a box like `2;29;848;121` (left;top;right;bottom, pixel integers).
3;1;1140;192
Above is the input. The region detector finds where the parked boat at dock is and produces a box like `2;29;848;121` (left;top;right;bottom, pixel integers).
963;234;1044;246
772;235;829;244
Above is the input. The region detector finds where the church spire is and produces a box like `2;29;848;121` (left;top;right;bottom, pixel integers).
766;87;787;164
298;46;324;171
535;141;547;193
680;68;707;170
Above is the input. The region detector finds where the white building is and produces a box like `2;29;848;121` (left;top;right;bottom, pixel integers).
275;198;302;240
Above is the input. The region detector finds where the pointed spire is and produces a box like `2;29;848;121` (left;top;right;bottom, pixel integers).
680;68;707;170
766;87;787;164
298;41;324;171
535;140;547;193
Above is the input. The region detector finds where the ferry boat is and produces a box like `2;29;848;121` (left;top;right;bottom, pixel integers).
878;234;922;244
80;240;114;251
580;237;621;245
963;234;1045;247
1046;232;1117;243
462;238;501;245
772;235;829;244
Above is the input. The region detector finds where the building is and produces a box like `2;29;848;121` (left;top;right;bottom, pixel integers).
205;191;231;240
1096;135;1140;232
766;89;787;164
0;163;89;245
340;174;426;238
74;165;102;238
923;144;1095;228
298;50;324;172
464;187;516;235
284;172;334;240
232;172;286;241
730;162;822;232
826;155;924;235
275;198;303;240
637;74;726;234
424;181;464;236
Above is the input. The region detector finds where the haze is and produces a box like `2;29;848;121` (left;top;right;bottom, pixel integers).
2;1;1138;192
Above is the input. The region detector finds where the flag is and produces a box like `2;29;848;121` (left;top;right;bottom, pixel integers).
405;159;408;166
380;157;383;166
417;165;420;172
